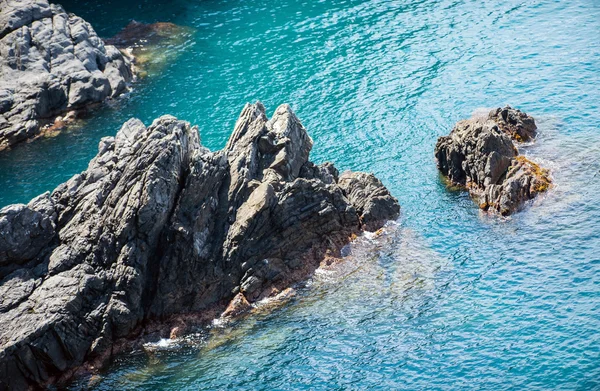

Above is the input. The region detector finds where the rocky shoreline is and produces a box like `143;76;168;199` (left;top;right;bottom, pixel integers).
435;106;551;215
0;0;191;152
0;102;399;390
0;0;134;151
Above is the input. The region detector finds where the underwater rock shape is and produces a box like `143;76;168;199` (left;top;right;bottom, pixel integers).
0;102;399;390
106;20;193;78
435;106;551;215
0;0;134;151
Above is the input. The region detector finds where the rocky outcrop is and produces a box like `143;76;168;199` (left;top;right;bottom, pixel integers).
0;0;133;151
435;106;550;215
0;102;399;390
488;105;537;142
338;171;400;231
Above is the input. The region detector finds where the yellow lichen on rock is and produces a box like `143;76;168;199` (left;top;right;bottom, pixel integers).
514;156;552;194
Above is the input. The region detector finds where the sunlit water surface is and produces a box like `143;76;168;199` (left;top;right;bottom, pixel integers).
1;0;599;389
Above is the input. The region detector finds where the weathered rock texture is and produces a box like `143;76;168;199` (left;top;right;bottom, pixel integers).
0;0;133;151
435;106;551;215
0;103;399;390
488;106;537;142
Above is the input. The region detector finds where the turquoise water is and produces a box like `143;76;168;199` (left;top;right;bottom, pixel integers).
2;0;600;389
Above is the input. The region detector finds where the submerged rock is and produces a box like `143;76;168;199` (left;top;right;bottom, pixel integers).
435;106;551;215
0;102;399;390
0;0;134;151
221;293;253;319
106;20;193;78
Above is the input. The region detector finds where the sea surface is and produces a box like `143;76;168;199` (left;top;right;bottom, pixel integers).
2;0;600;389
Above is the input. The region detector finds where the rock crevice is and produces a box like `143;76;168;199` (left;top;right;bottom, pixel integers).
0;103;399;390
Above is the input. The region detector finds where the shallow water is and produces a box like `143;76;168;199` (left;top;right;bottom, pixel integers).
2;0;600;389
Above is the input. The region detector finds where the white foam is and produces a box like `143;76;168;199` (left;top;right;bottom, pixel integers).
143;338;176;350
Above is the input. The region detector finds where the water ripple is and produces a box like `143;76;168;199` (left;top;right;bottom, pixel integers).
1;0;599;389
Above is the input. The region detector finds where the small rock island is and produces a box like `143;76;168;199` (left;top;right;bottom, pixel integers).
435;106;551;215
0;103;399;390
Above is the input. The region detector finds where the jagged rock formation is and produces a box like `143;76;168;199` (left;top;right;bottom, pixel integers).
0;103;399;390
488;106;537;142
435;106;551;215
0;0;133;151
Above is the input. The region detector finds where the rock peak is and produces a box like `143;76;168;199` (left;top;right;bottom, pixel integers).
0;103;399;390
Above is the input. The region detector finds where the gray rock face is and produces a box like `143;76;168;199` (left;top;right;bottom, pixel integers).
489;105;537;142
0;0;133;150
0;103;399;390
435;107;551;215
338;171;401;231
0;193;56;278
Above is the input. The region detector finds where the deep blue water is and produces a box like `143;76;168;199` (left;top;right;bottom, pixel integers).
2;0;600;389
